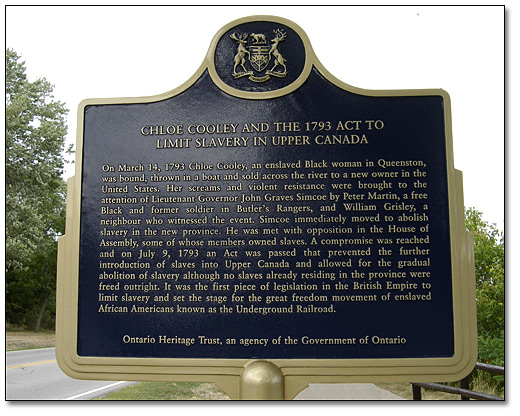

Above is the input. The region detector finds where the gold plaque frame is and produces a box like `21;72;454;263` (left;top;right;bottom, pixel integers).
56;15;477;400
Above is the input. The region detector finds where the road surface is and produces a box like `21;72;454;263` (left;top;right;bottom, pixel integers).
6;348;134;400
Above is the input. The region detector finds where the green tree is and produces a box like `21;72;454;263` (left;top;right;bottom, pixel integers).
465;207;504;387
5;48;71;331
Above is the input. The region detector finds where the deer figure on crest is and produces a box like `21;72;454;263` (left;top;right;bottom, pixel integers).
230;32;250;75
268;29;287;74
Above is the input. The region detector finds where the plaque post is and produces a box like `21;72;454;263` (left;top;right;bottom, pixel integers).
240;360;284;400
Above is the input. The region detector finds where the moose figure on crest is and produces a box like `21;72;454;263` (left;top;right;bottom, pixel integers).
267;29;287;75
230;31;251;76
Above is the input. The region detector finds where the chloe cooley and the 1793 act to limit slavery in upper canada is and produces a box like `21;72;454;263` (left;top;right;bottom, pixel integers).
143;120;377;149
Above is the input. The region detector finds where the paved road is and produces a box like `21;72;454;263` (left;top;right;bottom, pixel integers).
6;348;133;400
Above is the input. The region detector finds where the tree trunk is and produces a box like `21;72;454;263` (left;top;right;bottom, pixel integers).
34;291;50;333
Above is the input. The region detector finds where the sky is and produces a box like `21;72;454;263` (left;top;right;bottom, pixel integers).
5;3;507;231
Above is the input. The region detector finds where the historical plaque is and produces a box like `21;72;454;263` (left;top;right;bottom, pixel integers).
57;15;477;399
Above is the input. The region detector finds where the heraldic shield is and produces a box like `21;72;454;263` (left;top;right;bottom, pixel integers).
249;45;270;72
230;29;288;82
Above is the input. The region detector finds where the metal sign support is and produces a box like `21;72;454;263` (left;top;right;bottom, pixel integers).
240;360;284;400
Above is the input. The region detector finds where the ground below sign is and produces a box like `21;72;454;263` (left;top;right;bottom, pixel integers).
57;15;477;399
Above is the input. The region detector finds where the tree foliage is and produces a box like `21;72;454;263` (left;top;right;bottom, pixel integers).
5;48;71;330
465;207;504;387
465;207;505;337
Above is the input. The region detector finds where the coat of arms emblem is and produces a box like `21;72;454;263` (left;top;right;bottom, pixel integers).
230;29;288;83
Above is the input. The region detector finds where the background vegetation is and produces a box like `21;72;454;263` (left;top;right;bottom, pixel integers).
5;48;71;331
5;49;505;394
465;207;505;391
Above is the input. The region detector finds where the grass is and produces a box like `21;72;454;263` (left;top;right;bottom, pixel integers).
376;383;458;400
470;371;504;398
97;382;230;400
6;328;56;351
377;377;504;401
